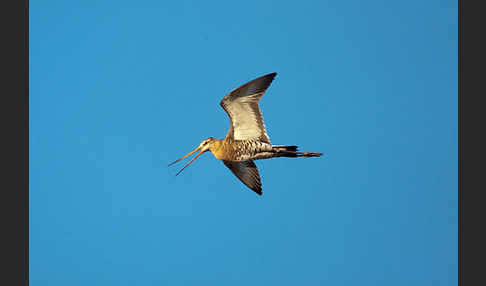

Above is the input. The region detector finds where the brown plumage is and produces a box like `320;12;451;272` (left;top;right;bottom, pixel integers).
168;72;323;195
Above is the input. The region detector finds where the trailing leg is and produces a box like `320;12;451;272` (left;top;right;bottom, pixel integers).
271;145;323;158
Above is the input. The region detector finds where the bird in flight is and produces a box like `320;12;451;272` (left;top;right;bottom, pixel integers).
168;72;323;195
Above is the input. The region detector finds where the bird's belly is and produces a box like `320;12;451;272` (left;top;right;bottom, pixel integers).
232;141;274;161
249;152;276;160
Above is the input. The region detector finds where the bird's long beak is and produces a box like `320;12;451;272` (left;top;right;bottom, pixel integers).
168;146;205;176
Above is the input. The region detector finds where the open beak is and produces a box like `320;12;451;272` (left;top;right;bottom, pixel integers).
168;146;205;176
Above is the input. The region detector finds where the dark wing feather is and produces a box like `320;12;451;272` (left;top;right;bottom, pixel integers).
222;160;262;195
219;73;277;144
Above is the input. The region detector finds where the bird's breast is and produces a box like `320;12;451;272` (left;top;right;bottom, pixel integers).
211;148;229;161
209;140;234;161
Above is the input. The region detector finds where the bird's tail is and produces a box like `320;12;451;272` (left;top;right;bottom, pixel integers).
272;145;323;158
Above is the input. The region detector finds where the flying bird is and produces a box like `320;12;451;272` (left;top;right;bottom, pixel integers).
168;72;323;195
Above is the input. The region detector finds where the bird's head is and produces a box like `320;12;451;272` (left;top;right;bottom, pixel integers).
168;137;217;176
198;137;217;152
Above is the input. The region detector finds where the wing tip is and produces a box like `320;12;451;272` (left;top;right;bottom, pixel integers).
252;72;277;88
265;72;277;81
253;188;263;196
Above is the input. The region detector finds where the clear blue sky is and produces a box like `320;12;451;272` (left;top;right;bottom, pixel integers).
30;1;457;285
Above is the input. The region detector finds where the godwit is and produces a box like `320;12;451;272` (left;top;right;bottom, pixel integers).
169;72;322;195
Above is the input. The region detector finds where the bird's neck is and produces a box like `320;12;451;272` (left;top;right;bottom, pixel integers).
209;139;230;160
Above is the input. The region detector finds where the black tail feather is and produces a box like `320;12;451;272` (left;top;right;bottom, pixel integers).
271;145;322;158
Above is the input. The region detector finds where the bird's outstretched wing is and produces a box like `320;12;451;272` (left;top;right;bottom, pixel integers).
219;73;277;144
222;160;262;195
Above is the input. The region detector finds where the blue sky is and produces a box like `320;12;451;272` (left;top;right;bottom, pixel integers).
30;1;457;285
